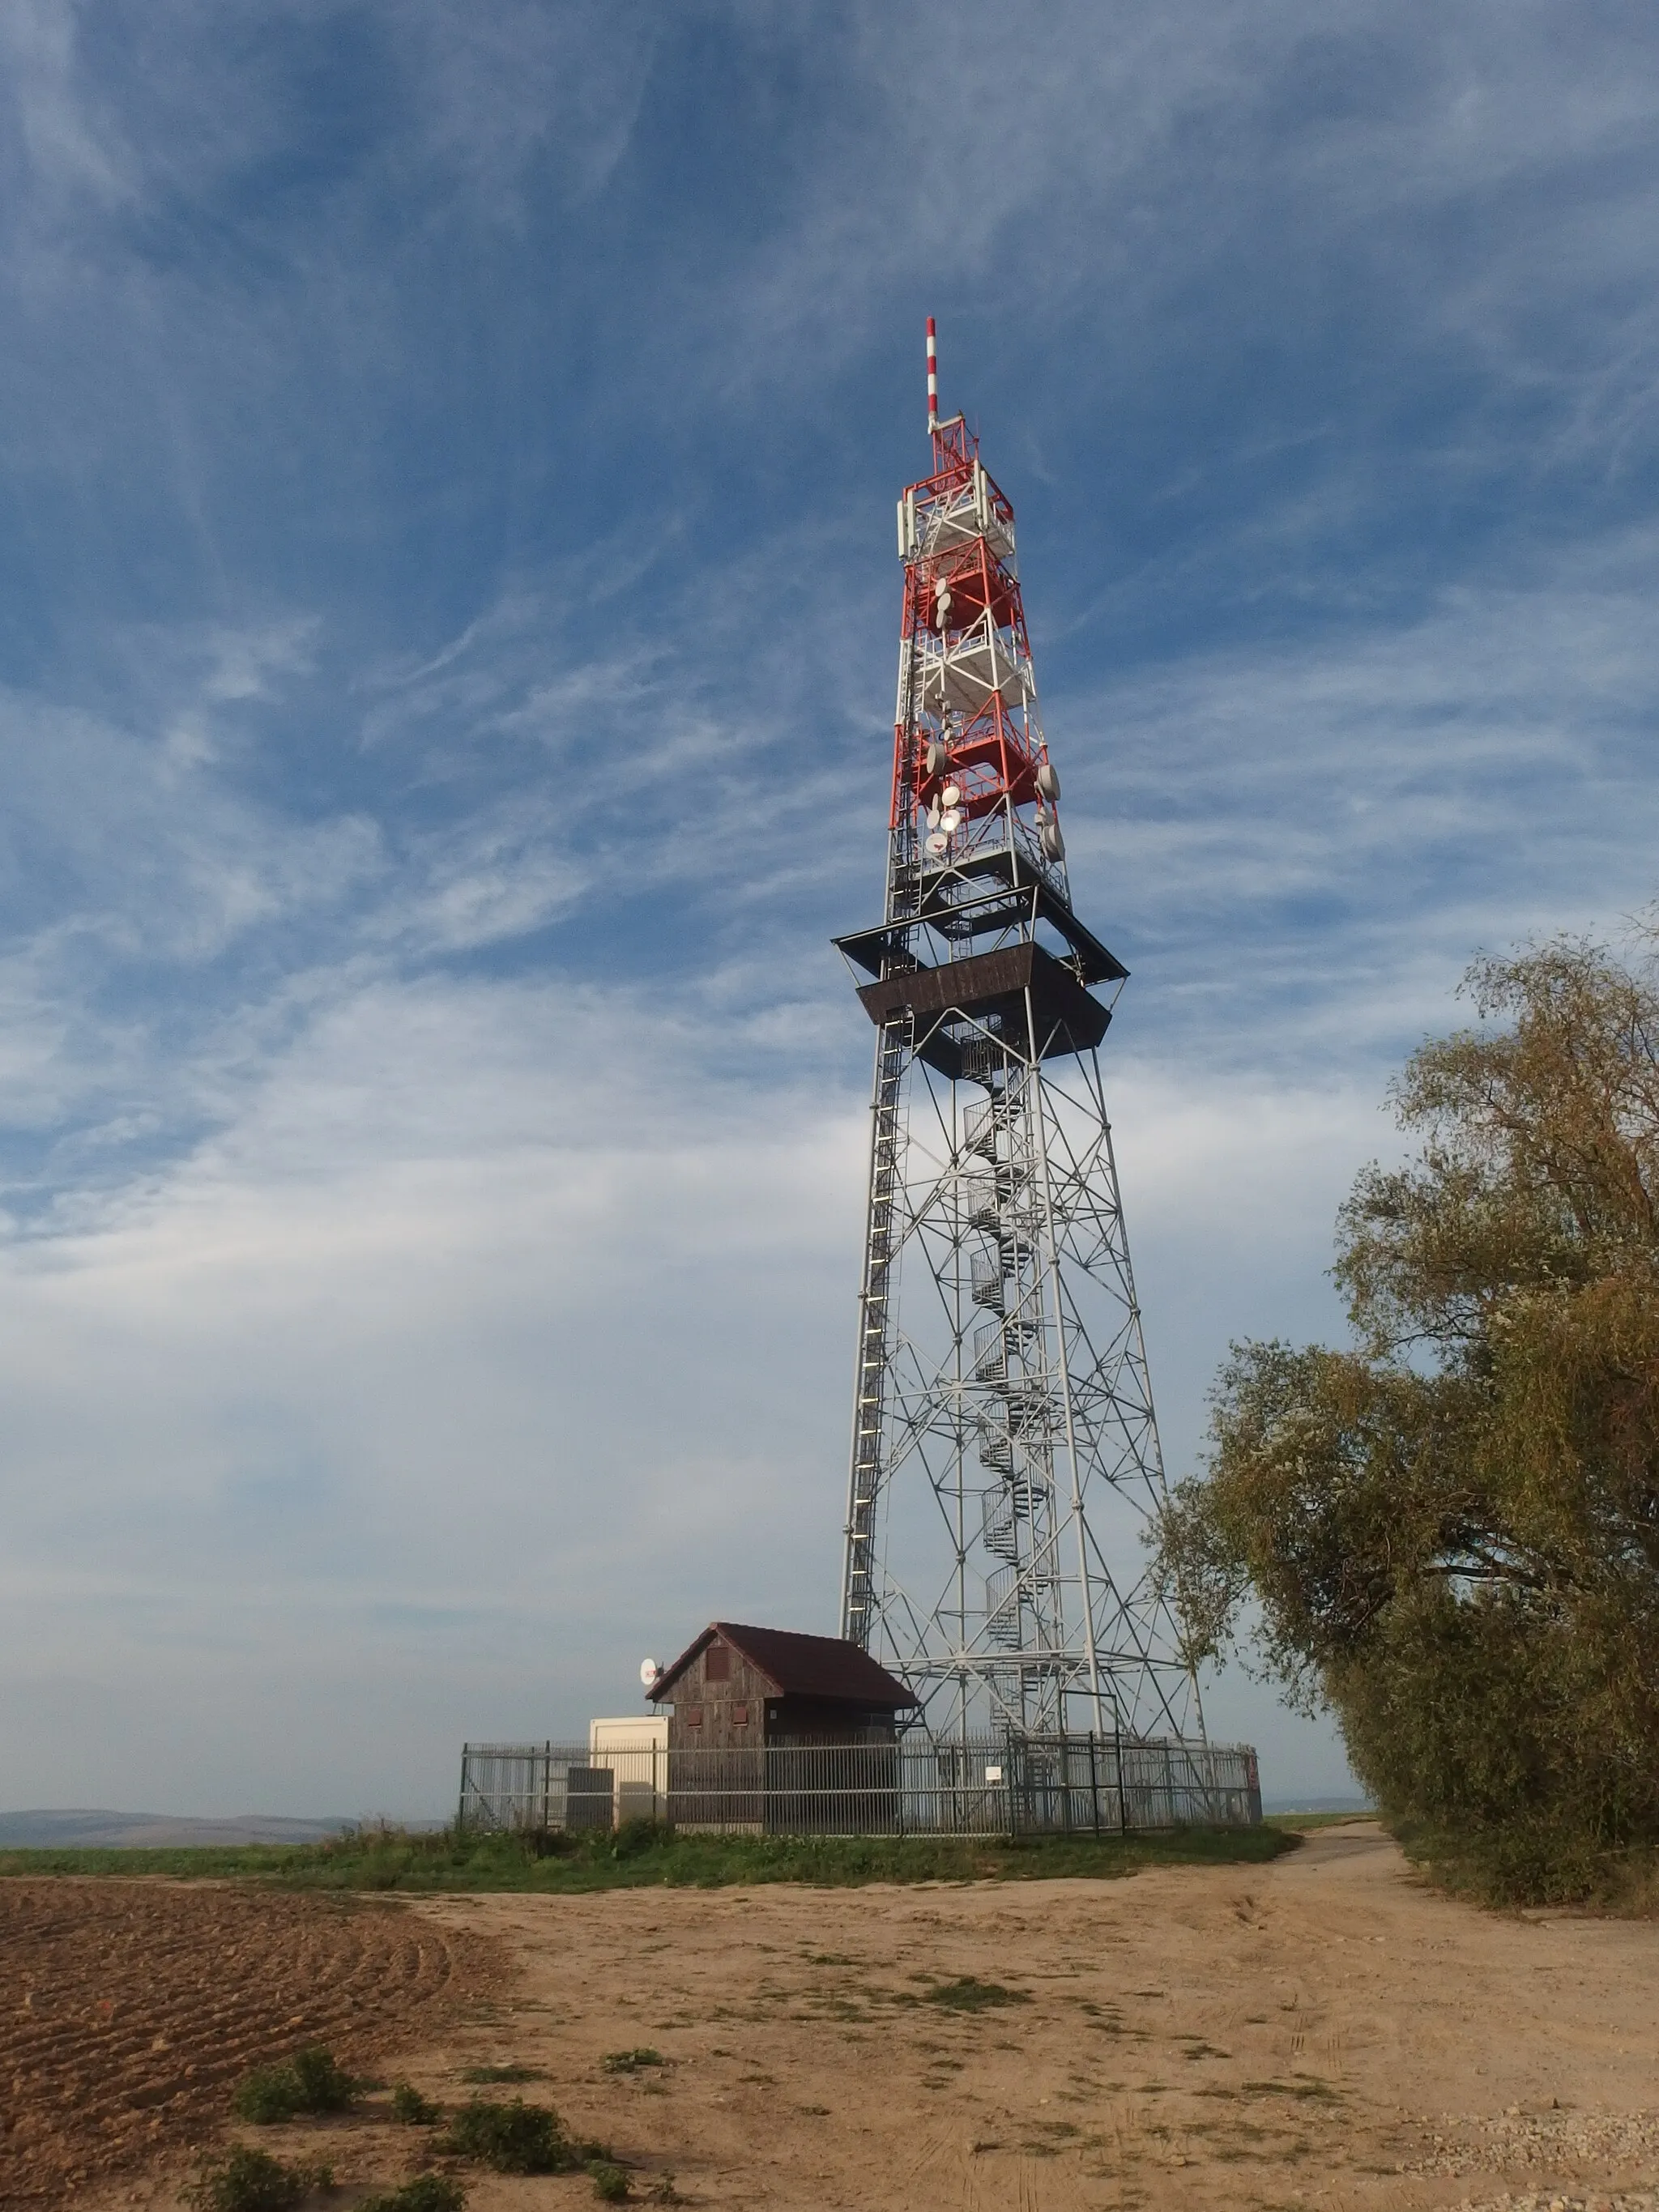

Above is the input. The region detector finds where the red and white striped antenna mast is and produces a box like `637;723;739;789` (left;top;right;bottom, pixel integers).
832;321;1201;1747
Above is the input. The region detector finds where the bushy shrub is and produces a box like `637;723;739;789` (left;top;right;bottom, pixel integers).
231;2045;359;2123
356;2175;466;2212
438;2096;575;2174
184;2143;331;2212
588;2160;631;2201
290;2046;359;2112
390;2082;442;2125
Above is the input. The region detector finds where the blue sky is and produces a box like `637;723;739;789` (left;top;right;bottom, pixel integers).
2;1;1657;1814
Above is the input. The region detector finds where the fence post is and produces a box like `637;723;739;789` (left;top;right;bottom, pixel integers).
1087;1733;1101;1839
541;1740;552;1835
457;1745;469;1835
1115;1730;1128;1835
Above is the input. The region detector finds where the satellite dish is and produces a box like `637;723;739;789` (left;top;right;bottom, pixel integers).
925;831;949;856
639;1658;660;1687
941;782;963;808
940;810;962;835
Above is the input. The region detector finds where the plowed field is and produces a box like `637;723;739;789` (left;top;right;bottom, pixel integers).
0;1879;501;2206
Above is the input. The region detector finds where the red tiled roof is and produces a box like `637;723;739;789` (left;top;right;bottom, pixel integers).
648;1622;918;1707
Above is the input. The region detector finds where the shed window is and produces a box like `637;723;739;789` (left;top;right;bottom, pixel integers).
685;1705;703;1728
705;1644;731;1682
731;1702;748;1726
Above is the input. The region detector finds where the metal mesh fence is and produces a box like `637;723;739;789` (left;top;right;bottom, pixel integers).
458;1733;1260;1837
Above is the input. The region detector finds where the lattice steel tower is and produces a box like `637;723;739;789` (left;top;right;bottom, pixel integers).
835;323;1200;1744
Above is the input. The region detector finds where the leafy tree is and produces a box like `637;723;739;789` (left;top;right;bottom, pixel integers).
1158;931;1659;1901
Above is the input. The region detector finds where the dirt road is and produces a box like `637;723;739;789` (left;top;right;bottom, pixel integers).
394;1821;1659;2211
55;1822;1659;2210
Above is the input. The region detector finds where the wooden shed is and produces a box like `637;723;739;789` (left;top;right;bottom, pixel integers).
647;1622;917;1754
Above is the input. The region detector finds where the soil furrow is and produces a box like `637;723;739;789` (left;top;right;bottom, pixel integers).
0;1879;504;2205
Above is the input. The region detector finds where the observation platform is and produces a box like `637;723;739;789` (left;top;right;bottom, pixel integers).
836;846;1127;988
834;850;1126;1076
846;942;1108;1075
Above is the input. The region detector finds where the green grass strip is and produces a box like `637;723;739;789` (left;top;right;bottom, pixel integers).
0;1819;1295;1892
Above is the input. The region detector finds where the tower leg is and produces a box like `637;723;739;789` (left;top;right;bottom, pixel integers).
841;1011;911;1647
840;1024;1201;1744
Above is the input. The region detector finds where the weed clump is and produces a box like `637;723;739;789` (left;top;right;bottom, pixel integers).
439;2095;577;2173
589;2159;631;2201
184;2142;333;2212
391;2081;443;2125
601;2048;664;2073
457;2064;543;2083
356;2176;466;2212
232;2044;359;2122
923;1976;1030;2012
1239;2077;1341;2100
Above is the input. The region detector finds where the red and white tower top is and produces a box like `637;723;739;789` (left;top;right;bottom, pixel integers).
885;319;1065;895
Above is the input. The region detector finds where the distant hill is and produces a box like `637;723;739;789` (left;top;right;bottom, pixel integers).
0;1809;354;1848
1262;1795;1374;1816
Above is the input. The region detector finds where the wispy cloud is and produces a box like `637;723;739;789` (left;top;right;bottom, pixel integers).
1065;532;1659;1070
0;960;1376;1808
4;0;1659;1809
